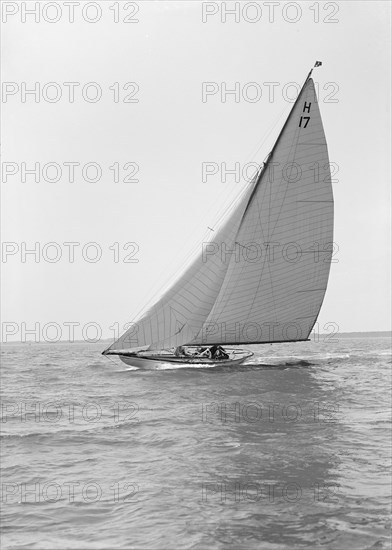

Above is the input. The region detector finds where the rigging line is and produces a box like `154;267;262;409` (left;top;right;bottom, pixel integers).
202;164;257;231
191;153;262;247
206;179;254;236
183;159;256;242
198;102;294;236
207;106;290;229
194;116;288;243
245;101;293;165
172;171;253;271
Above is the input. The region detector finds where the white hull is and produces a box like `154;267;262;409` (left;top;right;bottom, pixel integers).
114;348;253;369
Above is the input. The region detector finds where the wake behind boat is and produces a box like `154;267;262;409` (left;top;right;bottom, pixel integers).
103;61;333;369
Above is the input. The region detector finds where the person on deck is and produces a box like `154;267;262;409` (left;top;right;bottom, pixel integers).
210;345;229;360
175;346;194;357
198;347;212;358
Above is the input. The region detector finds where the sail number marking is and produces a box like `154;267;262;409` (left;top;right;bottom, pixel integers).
299;101;311;128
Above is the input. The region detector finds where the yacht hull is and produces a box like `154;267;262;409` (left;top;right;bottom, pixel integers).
115;348;253;369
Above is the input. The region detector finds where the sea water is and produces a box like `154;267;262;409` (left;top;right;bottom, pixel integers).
1;334;391;549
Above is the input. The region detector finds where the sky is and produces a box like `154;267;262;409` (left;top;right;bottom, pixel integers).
1;0;391;342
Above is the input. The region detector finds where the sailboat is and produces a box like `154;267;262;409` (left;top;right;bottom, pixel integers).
103;62;333;368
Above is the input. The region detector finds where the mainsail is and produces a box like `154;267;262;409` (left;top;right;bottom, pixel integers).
105;70;333;353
